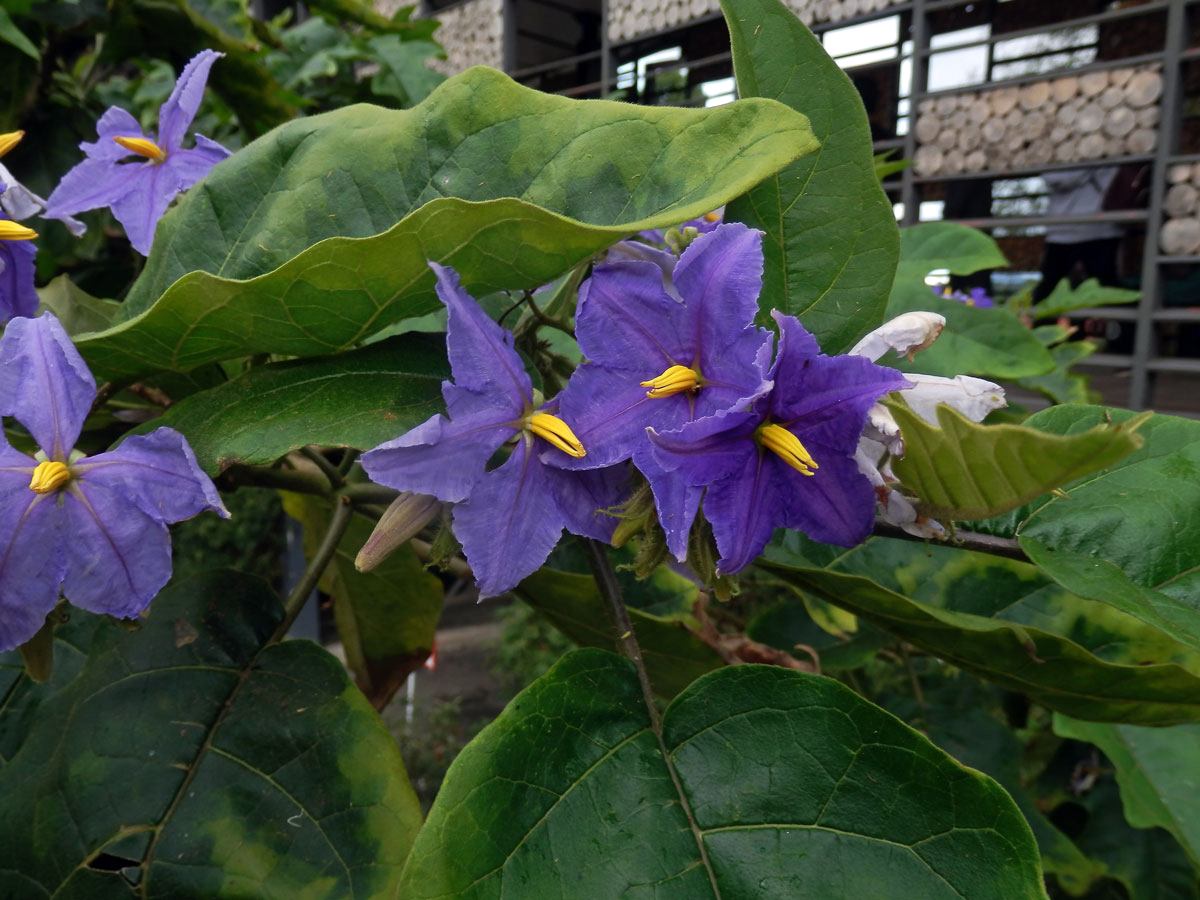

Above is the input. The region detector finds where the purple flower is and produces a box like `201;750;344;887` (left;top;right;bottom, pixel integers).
0;313;227;652
555;223;773;559
43;50;232;256
0;130;86;236
649;312;911;574
361;263;624;597
0;188;38;323
932;285;995;308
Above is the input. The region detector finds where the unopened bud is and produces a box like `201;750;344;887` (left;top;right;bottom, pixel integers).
849;311;946;362
355;492;440;572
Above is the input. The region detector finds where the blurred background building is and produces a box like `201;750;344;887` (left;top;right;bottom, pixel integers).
390;0;1200;415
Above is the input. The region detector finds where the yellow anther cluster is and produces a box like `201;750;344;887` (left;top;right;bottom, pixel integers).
114;136;168;164
528;413;586;458
0;221;38;241
0;130;23;160
29;460;71;494
758;424;818;476
640;365;699;399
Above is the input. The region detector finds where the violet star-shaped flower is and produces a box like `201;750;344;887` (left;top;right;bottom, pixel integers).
361;263;624;597
555;222;772;559
0;313;227;652
0;187;38;323
43;50;232;256
649;312;911;574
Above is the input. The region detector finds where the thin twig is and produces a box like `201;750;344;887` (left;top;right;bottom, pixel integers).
300;446;344;490
900;643;927;724
337;448;361;477
579;538;722;898
872;521;1028;562
270;497;354;643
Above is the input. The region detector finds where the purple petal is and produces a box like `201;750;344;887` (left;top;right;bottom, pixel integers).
452;437;565;597
109;160;175;256
768;315;910;447
775;449;880;549
549;463;626;542
80;107;147;162
673;223;763;359
605;239;682;301
60;480;172;618
72;427;226;525
430;262;531;416
43;156;145;219
0;231;38;322
638;453;701;561
0;313;95;460
575;260;692;368
362;412;517;503
161;138;231;192
702;451;787;575
0;472;64;652
158;50;224;152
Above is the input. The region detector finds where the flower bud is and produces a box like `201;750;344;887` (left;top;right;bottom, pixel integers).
355;492;440;573
849;311;946;362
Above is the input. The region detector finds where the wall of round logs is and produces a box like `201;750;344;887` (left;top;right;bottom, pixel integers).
608;0;905;43
1161;163;1200;256
425;0;505;76
912;65;1163;177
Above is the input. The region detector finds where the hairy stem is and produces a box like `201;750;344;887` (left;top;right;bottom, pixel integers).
873;521;1028;562
300;446;344;490
270;497;354;643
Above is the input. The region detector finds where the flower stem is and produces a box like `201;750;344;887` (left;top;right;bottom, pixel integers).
872;521;1028;562
270;496;354;643
300;446;344;489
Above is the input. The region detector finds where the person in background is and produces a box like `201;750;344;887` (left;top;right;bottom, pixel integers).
1034;166;1121;302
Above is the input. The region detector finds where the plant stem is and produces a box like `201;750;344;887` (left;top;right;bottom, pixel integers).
872;521;1028;562
270;497;354;643
579;538;722;897
221;463;332;497
337;448;361;477
300;446;344;490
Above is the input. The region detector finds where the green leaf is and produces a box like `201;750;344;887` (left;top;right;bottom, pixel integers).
282;494;444;710
1031;277;1141;320
79;67;816;380
36;275;121;335
1054;716;1200;868
1016;340;1099;406
513;567;723;698
886;223;1053;379
135;333;448;475
1072;780;1200;900
719;0;898;353
400;649;1048;898
0;570;422;898
888;399;1147;520
759;538;1200;725
983;406;1200;656
895;221;1009;283
0;6;38;58
366;36;444;106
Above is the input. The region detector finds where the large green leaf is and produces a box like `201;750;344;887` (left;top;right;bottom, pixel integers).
760;537;1200;725
399;649;1048;898
982;406;1200;656
136;333;448;475
0;571;421;899
888;399;1146;520
886;223;1053;379
514;567;723;698
721;0;898;353
1054;716;1200;868
77;67;815;380
282;493;444;710
1031;277;1140;320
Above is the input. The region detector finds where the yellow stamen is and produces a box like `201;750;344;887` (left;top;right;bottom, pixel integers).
758;424;819;476
113;136;167;164
703;211;721;223
0;130;23;159
640;364;699;399
29;461;71;494
0;221;37;241
528;412;586;458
